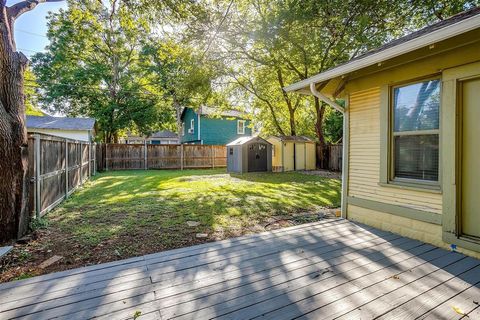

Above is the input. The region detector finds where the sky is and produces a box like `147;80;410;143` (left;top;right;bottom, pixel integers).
9;0;68;58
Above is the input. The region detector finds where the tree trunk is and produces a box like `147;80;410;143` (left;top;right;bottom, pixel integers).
0;5;29;242
289;108;296;136
173;96;182;141
314;97;326;169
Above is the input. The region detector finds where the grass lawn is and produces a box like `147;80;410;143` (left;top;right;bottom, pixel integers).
0;169;341;282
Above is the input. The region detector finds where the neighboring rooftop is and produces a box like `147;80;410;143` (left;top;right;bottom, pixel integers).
200;106;247;118
150;130;178;138
181;106;248;119
26;115;95;131
285;6;480;92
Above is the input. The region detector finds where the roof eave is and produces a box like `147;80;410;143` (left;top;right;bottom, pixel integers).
284;14;480;93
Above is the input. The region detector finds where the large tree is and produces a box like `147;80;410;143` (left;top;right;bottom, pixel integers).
140;38;217;139
0;0;63;243
32;0;173;142
191;0;478;164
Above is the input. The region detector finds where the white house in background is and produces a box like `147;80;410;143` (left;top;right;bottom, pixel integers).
26;115;95;142
122;130;180;144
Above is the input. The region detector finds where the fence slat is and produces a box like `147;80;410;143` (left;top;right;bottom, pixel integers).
26;133;94;225
96;143;227;171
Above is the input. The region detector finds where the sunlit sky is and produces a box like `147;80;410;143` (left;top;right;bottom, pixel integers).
9;0;68;58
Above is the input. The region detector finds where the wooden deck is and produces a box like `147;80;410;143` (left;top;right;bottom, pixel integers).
1;219;480;320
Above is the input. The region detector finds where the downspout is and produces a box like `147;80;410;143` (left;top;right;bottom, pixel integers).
309;83;344;113
309;83;348;219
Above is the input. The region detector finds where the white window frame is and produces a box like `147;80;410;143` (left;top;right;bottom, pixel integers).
237;120;246;134
182;122;185;136
388;76;441;188
190;119;195;130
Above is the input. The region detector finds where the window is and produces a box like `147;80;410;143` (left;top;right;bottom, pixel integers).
391;78;440;183
229;147;233;155
237;120;246;134
182;122;185;136
190;119;194;130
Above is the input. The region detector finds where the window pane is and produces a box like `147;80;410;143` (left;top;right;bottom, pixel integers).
394;134;439;181
393;79;440;132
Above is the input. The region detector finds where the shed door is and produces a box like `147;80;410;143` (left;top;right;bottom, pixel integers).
248;143;267;172
460;77;480;239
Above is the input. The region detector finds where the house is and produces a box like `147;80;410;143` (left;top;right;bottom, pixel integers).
267;136;316;172
227;136;272;173
122;130;179;145
180;106;252;145
284;7;480;258
26;115;95;142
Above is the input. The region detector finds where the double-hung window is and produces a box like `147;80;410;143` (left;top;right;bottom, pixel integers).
390;78;440;185
237;120;246;134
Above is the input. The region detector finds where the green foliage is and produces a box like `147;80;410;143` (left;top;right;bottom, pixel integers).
30;217;49;231
139;38;219;134
24;68;44;116
191;0;477;142
31;0;173;142
323;107;343;144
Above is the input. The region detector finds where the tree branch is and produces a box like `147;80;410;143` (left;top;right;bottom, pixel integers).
7;0;64;20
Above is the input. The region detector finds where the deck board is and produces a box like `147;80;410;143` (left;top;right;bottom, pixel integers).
1;219;479;320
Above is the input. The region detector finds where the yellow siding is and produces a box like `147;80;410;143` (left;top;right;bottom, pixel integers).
347;88;443;213
269;138;283;172
348;204;480;259
305;143;316;170
283;142;295;171
267;138;317;171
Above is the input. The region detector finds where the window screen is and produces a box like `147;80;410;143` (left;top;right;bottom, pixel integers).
392;79;440;182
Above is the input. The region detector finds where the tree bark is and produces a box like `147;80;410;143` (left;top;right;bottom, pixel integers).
173;95;182;141
0;4;29;242
314;97;326;169
0;0;63;242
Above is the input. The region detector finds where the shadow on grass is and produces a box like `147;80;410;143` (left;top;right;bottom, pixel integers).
48;169;340;251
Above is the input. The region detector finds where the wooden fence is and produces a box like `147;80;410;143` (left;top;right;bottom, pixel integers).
96;143;227;171
317;143;343;172
28;134;95;219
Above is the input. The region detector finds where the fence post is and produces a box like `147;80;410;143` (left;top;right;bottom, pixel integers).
211;145;215;169
105;143;108;171
180;144;184;170
93;143;96;176
65;140;69;198
144;140;148;170
34;134;41;219
88;142;92;177
79;142;83;184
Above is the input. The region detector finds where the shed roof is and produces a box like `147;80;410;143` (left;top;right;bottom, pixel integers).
269;135;315;143
227;136;271;146
26;115;95;131
285;7;480;93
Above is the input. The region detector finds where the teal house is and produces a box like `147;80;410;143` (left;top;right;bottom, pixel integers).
180;106;252;145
